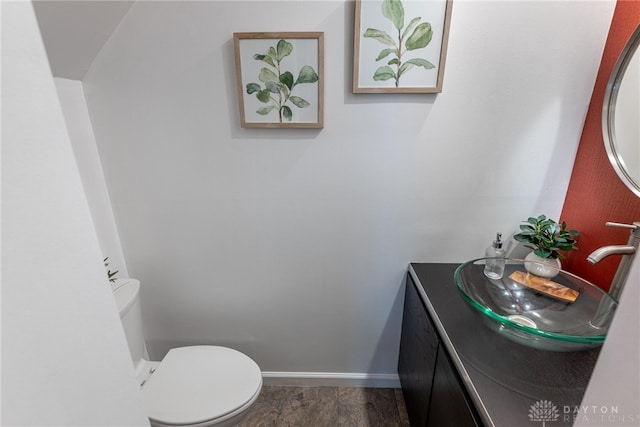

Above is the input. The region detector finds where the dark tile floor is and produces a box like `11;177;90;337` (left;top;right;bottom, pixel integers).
239;386;410;427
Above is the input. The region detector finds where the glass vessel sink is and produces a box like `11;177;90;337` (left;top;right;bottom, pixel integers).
454;258;618;352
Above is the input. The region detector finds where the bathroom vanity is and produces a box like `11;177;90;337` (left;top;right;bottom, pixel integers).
398;263;601;427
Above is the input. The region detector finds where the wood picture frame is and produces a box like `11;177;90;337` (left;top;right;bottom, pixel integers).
353;0;452;93
234;32;324;128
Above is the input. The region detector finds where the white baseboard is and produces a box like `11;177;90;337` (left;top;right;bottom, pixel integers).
261;371;401;388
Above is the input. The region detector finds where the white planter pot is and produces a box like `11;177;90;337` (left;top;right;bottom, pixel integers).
524;252;561;279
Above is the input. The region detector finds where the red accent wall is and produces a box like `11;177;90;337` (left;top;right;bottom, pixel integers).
560;0;640;291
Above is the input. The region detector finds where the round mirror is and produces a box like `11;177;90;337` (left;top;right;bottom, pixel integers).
603;25;640;198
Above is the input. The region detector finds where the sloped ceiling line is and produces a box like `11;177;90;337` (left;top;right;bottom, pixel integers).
33;0;135;80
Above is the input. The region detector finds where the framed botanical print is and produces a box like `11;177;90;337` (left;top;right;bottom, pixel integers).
234;32;324;128
353;0;452;93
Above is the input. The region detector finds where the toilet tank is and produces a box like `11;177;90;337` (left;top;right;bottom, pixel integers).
113;278;148;366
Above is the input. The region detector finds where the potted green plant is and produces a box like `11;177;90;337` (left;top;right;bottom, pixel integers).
513;214;579;278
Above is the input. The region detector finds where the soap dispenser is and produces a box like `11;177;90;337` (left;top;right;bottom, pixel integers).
484;232;505;279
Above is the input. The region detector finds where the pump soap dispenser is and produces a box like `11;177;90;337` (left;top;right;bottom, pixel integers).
484;232;505;279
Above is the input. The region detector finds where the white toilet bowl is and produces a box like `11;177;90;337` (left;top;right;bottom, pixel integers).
142;346;262;427
113;279;262;427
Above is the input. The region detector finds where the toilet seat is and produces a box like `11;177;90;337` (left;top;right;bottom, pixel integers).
142;345;262;426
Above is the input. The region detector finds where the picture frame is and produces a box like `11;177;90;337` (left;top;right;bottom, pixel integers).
353;0;452;93
234;32;324;128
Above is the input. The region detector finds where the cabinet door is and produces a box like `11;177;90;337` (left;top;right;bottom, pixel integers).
398;275;439;427
427;345;482;427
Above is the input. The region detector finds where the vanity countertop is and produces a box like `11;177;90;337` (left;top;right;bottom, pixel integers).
409;263;601;427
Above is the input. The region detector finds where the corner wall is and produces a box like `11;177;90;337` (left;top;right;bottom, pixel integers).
1;2;148;425
55;78;129;278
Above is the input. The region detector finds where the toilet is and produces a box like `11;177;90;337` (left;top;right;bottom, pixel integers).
113;278;262;427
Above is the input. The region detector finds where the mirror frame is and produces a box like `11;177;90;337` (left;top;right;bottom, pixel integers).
602;24;640;198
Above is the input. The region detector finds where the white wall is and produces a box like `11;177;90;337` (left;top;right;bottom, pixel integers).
576;254;640;425
1;2;148;425
80;0;615;379
55;78;129;279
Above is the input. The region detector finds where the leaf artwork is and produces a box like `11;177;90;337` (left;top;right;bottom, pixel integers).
246;39;318;122
364;0;436;87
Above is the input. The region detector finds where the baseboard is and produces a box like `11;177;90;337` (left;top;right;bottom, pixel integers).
261;371;401;388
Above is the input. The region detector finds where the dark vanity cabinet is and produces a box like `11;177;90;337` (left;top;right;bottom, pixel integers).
398;274;439;426
400;264;600;426
426;345;480;426
398;273;481;427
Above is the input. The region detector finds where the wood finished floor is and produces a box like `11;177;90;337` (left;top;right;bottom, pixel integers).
238;386;410;427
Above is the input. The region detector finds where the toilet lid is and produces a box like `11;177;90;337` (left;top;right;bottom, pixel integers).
142;346;262;426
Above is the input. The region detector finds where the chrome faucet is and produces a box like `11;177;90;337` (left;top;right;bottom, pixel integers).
587;221;640;301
